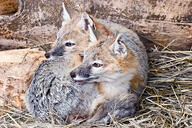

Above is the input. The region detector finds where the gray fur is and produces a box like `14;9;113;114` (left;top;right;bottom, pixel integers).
87;93;138;124
25;56;98;123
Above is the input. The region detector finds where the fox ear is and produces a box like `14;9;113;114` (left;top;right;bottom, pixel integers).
80;12;96;31
110;34;127;58
79;12;97;44
62;2;71;26
88;25;97;43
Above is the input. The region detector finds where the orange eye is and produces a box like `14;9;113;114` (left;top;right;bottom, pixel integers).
92;63;103;68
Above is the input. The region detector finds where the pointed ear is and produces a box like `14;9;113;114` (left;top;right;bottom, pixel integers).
79;12;97;45
88;25;97;43
110;34;127;58
62;2;71;26
80;12;96;31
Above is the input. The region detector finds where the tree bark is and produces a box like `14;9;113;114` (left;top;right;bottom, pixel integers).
0;0;191;51
0;0;59;51
0;0;18;15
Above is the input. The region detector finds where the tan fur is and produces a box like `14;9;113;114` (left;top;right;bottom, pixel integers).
56;15;90;53
96;82;105;95
0;0;18;15
93;18;112;37
118;48;138;72
71;39;138;116
94;20;148;94
71;53;83;68
96;42;138;98
130;75;144;93
47;13;113;59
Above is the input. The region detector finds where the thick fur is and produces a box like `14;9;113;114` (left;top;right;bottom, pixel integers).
45;14;90;59
25;4;102;123
87;93;138;124
26;3;148;124
70;20;148;123
45;6;112;59
25;54;99;123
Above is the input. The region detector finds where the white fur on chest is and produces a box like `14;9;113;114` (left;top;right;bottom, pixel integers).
103;82;129;99
89;72;134;114
89;74;132;113
102;72;134;99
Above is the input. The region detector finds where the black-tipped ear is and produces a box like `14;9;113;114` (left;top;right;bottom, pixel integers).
110;34;127;58
61;2;71;26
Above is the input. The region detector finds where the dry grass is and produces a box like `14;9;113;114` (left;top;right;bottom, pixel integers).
0;49;192;128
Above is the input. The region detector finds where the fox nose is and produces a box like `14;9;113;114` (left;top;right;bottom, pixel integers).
70;71;76;79
45;52;50;59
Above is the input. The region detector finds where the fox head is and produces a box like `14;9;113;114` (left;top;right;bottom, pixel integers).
70;33;139;84
45;3;111;59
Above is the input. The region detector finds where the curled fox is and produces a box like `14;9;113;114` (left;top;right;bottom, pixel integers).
70;27;148;123
25;2;148;124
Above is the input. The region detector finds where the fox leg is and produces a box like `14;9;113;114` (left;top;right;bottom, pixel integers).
95;93;138;124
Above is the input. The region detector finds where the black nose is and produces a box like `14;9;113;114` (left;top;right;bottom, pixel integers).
45;53;50;59
70;71;76;79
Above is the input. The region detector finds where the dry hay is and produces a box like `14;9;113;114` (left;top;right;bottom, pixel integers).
0;49;192;128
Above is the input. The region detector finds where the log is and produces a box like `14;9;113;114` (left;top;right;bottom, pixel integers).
0;0;191;51
0;0;58;51
0;48;45;108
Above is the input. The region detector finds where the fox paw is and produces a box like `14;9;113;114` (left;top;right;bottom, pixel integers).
93;93;138;124
95;106;136;125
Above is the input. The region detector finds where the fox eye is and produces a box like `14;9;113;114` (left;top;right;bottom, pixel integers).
65;42;75;47
92;63;103;68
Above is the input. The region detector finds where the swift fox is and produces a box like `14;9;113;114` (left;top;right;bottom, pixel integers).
44;3;111;59
70;22;148;123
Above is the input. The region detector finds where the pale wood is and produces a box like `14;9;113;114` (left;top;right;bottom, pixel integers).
0;48;46;108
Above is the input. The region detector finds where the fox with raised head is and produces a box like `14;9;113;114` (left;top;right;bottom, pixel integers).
70;20;148;123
